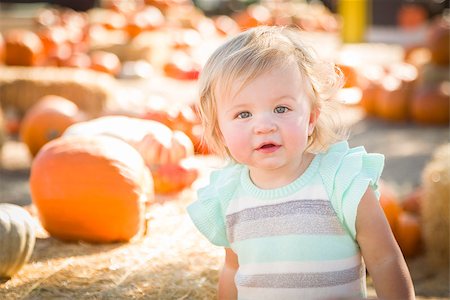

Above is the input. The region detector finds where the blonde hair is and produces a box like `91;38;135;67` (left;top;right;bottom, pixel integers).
198;25;347;159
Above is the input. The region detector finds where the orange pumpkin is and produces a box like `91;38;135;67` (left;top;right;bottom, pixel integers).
410;82;450;125
37;26;71;65
401;187;423;215
375;75;409;121
60;52;91;69
152;162;198;195
4;29;45;66
379;181;403;233
427;15;450;66
397;3;428;30
388;62;418;94
30;135;153;243
358;64;385;115
20;95;85;157
163;51;201;80
126;6;165;38
337;64;358;88
394;211;422;258
90;50;121;76
233;4;272;30
213;15;240;36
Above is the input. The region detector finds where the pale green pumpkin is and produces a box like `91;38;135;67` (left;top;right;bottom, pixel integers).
0;204;36;278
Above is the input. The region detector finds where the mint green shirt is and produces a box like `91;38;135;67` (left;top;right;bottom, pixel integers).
188;141;384;299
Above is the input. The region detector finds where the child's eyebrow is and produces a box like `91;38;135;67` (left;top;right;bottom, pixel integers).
223;103;249;114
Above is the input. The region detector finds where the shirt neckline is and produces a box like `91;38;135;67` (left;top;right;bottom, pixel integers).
240;153;322;199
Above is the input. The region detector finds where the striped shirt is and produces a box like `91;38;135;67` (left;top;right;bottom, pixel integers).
188;141;384;299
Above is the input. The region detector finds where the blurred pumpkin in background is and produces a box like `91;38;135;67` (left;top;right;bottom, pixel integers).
4;29;45;66
20;95;85;157
163;51;201;80
60;51;91;68
89;50;121;76
397;3;428;30
30;135;153;243
388;62;418;97
394;211;422;258
233;4;272;30
213;15;240;36
358;64;385;115
410;81;450;125
126;5;165;38
37;25;71;65
379;181;403;233
337;63;358;88
427;15;450;66
376;75;409;121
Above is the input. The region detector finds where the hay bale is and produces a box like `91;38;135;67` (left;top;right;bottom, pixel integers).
0;66;117;117
0;191;221;299
421;143;450;271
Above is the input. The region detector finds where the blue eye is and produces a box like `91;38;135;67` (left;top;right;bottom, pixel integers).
274;106;289;113
237;111;251;119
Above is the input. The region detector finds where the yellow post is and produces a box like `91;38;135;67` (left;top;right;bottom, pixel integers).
338;0;370;43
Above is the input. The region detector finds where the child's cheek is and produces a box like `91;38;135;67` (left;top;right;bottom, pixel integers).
222;126;249;162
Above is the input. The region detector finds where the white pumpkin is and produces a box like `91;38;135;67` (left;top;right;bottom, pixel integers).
63;115;194;169
0;204;36;278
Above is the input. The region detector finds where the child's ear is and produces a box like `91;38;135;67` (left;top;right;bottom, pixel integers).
308;107;320;136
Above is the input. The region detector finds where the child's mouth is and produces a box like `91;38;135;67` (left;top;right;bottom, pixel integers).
257;143;280;153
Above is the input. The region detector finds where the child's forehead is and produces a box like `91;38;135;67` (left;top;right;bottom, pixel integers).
214;60;304;102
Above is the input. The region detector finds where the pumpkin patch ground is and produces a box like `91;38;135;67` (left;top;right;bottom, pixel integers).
0;108;449;299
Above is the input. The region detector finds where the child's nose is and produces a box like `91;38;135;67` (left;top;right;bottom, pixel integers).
253;115;277;134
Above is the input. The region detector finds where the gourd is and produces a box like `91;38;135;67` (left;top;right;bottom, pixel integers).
29;135;153;243
0;203;36;279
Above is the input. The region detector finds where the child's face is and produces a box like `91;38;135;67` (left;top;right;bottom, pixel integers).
217;63;317;176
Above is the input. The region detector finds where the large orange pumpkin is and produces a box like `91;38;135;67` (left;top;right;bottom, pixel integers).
30;135;153;243
20;95;85;157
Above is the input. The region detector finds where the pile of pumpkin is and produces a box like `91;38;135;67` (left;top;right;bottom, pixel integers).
0;92;208;279
0;0;341;80
338;13;449;125
378;143;449;270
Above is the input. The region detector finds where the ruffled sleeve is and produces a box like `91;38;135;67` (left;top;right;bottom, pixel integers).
187;163;243;247
319;141;384;239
